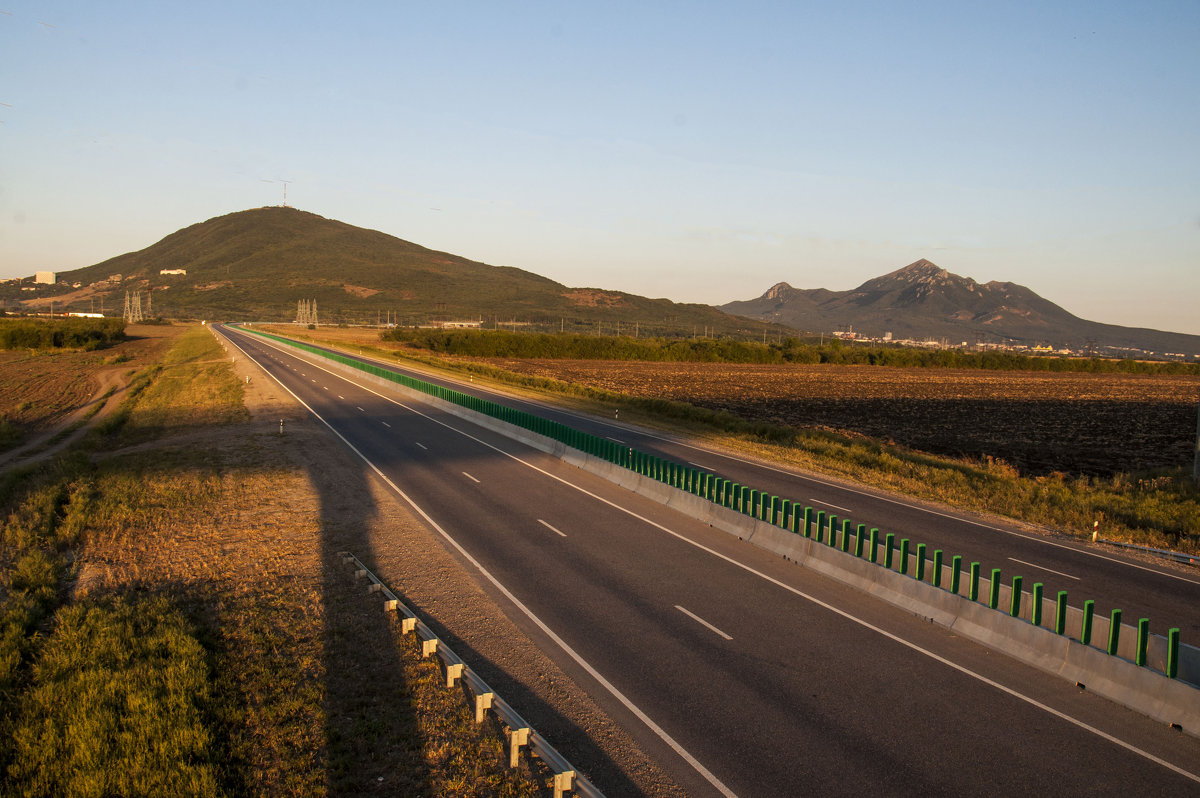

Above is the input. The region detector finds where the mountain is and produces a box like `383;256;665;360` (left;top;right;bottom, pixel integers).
721;259;1200;356
5;207;759;338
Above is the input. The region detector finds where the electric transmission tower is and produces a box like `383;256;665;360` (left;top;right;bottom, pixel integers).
295;299;318;325
123;291;144;323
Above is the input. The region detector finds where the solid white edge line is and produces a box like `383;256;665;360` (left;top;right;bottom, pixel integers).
538;519;568;537
219;327;739;798
1008;557;1080;581
225;326;1200;786
676;605;733;641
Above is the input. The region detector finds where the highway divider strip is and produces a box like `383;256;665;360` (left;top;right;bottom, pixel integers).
238;326;1200;735
340;551;601;798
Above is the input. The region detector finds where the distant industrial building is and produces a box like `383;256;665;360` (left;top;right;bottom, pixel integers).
35;271;55;284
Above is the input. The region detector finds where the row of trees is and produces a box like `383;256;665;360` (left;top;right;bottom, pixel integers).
382;328;1200;374
0;317;127;350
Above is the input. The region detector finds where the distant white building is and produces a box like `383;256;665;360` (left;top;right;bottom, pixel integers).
35;271;55;284
160;268;187;275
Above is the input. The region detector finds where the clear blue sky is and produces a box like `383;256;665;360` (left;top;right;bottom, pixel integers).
3;1;1198;334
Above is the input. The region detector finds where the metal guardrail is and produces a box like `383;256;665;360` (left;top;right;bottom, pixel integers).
1096;536;1199;566
339;551;603;798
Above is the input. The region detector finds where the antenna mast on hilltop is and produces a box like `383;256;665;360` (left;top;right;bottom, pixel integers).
279;179;292;207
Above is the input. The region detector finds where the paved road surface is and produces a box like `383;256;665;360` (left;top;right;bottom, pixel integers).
221;325;1200;796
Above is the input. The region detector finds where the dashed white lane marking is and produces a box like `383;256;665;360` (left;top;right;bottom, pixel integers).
462;472;480;484
382;421;391;428
1009;557;1080;580
676;605;733;640
810;499;851;513
538;519;568;537
415;442;428;450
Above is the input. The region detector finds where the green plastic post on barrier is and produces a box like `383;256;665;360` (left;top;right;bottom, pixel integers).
750;490;760;518
841;520;852;553
1081;600;1095;645
803;507;814;538
827;515;838;547
1030;583;1043;626
870;528;880;563
1168;628;1180;678
1055;591;1068;634
968;561;980;601
1108;609;1122;656
1136;618;1150;667
855;524;866;558
898;539;910;575
791;508;803;535
814;511;826;544
1009;575;1023;617
771;496;782;525
915;543;926;581
988;569;1002;609
933;550;944;587
884;533;895;568
780;500;792;530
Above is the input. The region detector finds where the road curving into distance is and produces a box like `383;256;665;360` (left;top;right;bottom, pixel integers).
217;324;1200;796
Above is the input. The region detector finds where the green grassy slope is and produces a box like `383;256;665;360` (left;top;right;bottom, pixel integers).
15;207;774;338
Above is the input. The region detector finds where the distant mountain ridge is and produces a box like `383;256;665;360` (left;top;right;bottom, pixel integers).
7;207;754;337
721;260;1200;356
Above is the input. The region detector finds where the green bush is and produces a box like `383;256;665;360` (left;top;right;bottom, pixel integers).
0;318;127;351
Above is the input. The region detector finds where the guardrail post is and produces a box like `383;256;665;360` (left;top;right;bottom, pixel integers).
446;663;464;688
870;528;880;563
898;538;910;575
475;692;495;723
1055;591;1068;634
1168;628;1181;678
814;511;826;544
915;543;926;581
855;524;866;558
1107;609;1122;656
841;519;852;553
968;561;980;601
933;550;943;587
803;507;814;538
1136;618;1150;666
1009;575;1023;617
509;727;531;768
1081;600;1095;645
884;533;895;568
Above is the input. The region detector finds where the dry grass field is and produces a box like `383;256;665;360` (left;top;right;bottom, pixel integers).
0;324;180;452
472;360;1200;478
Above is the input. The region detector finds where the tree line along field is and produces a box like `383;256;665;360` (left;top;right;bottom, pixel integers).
469;359;1200;479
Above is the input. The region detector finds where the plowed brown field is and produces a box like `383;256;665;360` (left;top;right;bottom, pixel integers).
476;359;1200;478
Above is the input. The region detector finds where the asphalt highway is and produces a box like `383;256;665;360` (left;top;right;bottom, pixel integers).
241;331;1200;642
219;325;1200;796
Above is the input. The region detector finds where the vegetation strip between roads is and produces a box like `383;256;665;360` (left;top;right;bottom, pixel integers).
228;327;1200;786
